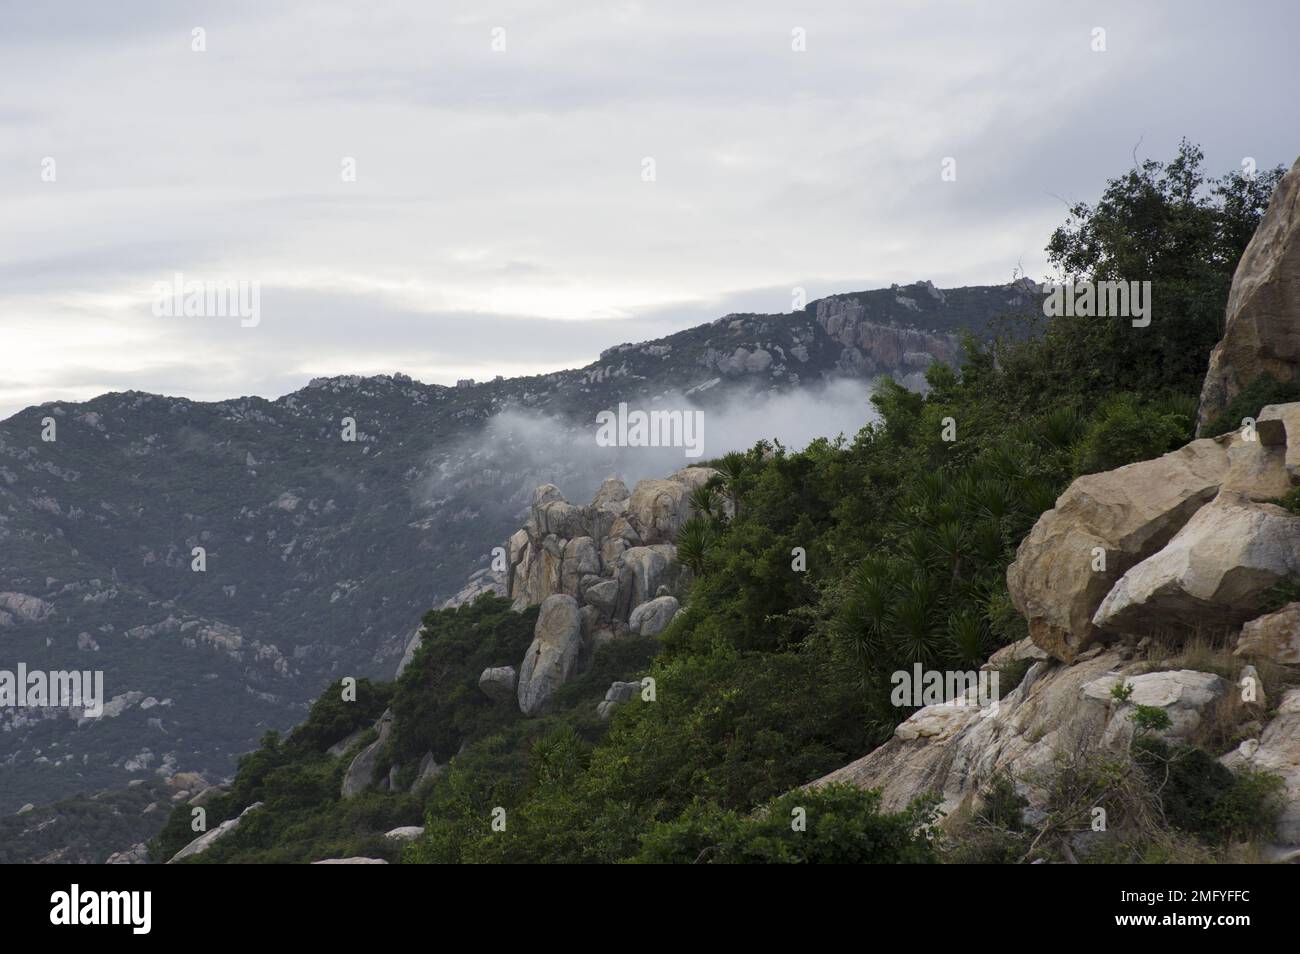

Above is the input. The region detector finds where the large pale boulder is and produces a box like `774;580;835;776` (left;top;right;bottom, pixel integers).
596;680;642;720
583;578;619;616
627;595;680;636
385;826;424;842
560;536;600;594
517;595;584;715
1007;438;1232;661
618;545;678;613
410;751;444;790
1198;157;1300;431
1093;492;1300;634
341;710;393;798
1080;670;1227;746
1221;418;1295;500
628;467;715;544
1236;602;1300;664
478;666;517;703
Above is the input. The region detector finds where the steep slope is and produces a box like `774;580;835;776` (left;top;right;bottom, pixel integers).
0;281;1040;813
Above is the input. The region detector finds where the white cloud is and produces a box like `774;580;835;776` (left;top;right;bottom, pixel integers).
1;0;1296;419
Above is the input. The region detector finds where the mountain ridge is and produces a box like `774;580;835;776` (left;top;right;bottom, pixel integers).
0;279;1040;817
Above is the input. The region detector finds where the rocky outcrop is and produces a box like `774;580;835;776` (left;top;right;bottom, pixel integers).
809;647;1227;819
341;710;393;798
1261;403;1300;481
1236;603;1300;664
813;296;964;387
478;666;517;703
501;468;714;713
167;801;263;863
596;680;642;720
1006;436;1234;661
105;843;149;864
1009;402;1300;661
507;469;713;611
1199;157;1300;430
384;825;424;842
1222;690;1300;843
516;596;584;716
627;595;679;636
1093;492;1300;634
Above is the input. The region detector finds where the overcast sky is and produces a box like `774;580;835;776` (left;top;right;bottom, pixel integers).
1;0;1296;420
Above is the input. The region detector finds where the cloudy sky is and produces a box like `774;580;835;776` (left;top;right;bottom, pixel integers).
1;0;1295;420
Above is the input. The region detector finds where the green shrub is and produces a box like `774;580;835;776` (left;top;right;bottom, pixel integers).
634;785;939;864
1134;737;1284;841
1072;393;1194;475
1201;374;1300;438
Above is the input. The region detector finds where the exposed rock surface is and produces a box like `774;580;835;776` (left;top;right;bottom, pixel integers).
809;651;1232;822
478;666;518;703
627;595;680;637
1222;690;1300;843
516;596;584;715
507;469;712;612
311;857;389;864
502;469;713;712
410;751;443;791
1093;492;1300;634
105;843;149;864
1199;157;1300;430
1260;403;1300;480
384;825;424;842
1010;401;1300;661
596;680;642;720
341;710;393;798
1007;437;1234;661
168;801;263;863
1236;602;1300;664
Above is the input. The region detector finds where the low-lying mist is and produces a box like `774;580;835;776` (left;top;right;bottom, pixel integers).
418;378;883;525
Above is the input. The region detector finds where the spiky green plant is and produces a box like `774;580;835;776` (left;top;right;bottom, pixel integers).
675;516;718;576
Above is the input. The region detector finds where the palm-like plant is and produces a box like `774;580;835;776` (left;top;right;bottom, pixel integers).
890;573;944;665
688;484;720;520
945;609;990;669
675;516;717;576
711;451;748;516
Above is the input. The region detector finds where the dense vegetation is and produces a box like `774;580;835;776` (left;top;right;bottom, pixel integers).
155;143;1291;864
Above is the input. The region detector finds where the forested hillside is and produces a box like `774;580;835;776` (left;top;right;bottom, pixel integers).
154;144;1300;864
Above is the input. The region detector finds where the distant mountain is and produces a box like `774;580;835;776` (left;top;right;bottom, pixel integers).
0;280;1041;814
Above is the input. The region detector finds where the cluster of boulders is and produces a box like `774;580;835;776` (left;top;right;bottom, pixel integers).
494;467;716;715
814;157;1300;856
1007;405;1300;663
338;466;716;799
